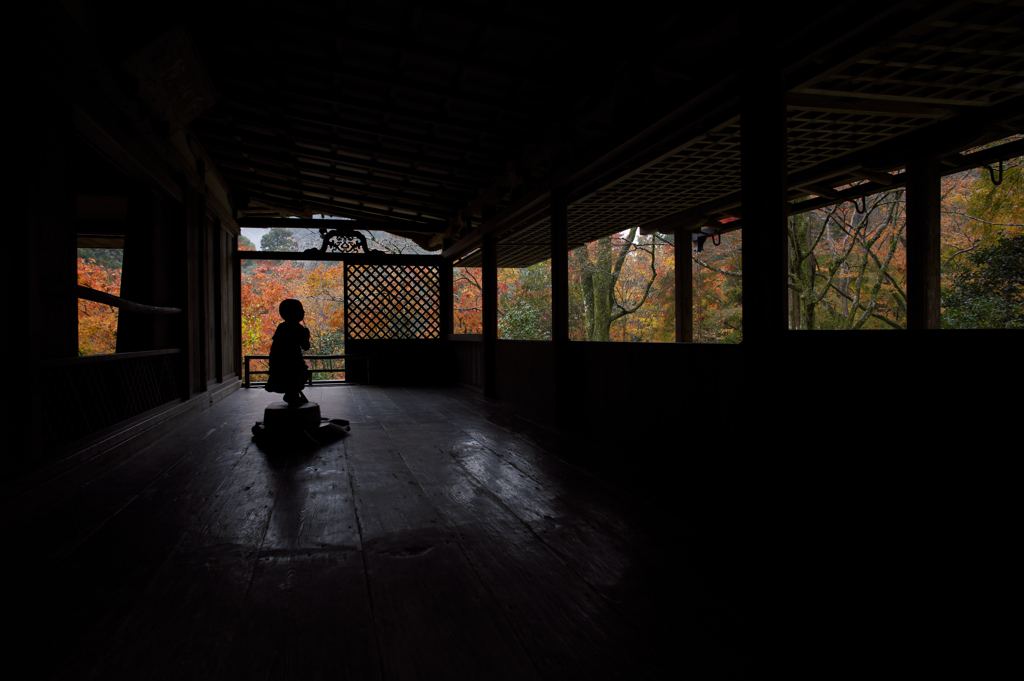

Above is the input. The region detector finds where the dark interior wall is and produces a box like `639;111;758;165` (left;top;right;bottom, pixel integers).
345;339;449;385
572;342;742;431
117;186;184;352
495;341;557;414
29;94;78;362
481;340;743;433
452;339;484;390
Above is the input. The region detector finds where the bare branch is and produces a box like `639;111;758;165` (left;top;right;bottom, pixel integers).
940;211;1024;228
693;254;742;278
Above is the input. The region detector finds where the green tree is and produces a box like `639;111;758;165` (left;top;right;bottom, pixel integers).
942;233;1023;329
572;226;657;341
260;228;299;252
77;248;123;270
498;261;551;340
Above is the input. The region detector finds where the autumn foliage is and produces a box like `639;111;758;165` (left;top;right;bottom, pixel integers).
240;260;346;359
76;152;1022;358
77;257;121;355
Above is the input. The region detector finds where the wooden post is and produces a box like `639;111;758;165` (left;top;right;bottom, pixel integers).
482;233;498;397
184;184;207;396
440;243;454;336
550;188;570;423
212;215;224;383
233;243;243;378
740;67;789;346
906;156;942;329
440;245;454;386
675;231;693;342
21;82;75;464
117;186;156;352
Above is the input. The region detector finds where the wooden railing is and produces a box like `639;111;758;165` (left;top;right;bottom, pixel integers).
244;355;371;388
41;349;183;450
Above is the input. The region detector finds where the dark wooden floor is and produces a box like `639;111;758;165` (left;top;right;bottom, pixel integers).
7;386;782;680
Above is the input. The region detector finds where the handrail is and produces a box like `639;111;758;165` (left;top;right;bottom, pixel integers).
42;348;182;368
75;285;182;314
244;354;371;388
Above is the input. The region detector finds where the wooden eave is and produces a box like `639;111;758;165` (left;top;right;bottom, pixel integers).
52;1;1022;265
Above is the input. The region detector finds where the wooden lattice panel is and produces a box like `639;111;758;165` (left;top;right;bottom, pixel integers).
345;264;440;339
41;352;182;451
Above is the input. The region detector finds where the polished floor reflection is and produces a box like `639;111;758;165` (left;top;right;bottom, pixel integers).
8;385;774;680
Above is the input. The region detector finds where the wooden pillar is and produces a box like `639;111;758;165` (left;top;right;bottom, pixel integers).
440;245;454;336
20;81;76;465
550;188;570;423
740;67;789;346
482;233;498;397
675;231;693;342
212;217;224;383
233;244;243;378
905;156;942;330
440;247;454;386
184;184;207;396
117;186;156;352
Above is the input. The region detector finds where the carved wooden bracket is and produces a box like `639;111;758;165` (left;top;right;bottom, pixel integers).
303;227;383;255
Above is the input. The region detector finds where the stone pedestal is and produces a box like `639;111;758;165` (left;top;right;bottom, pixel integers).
263;401;321;432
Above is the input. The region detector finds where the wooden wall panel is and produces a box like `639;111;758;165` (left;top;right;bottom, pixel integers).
452;340;484;390
344;339;448;385
495;341;556;415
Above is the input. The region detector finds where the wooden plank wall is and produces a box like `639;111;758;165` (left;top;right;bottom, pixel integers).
345;339;449;385
495;341;556;415
452;339;484;390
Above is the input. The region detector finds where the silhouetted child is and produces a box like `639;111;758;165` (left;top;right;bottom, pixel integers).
265;299;311;406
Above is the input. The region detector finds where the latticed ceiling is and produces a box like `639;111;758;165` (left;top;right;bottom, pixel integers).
87;0;1024;267
459;1;1024;266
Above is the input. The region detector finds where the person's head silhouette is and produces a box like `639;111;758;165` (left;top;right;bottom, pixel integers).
279;298;304;323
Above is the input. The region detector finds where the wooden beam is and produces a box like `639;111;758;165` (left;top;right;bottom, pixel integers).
222;170;456;216
212;151;474;203
787;93;951;118
238;251;444;266
849;168;894;186
195;118;489;188
238;217;440;233
800;88;991;107
799;183;843;199
905;156;942;330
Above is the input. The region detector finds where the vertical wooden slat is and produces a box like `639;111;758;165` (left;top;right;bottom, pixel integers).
22;83;75;465
117;186;156;353
905;156;942;330
550;188;570;422
740;67;788;346
212;216;224;382
440;247;454;337
482;234;498;398
675;231;693;343
233;244;242;379
184;184;207;396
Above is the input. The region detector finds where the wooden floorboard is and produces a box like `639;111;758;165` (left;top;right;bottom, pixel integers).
9;385;782;680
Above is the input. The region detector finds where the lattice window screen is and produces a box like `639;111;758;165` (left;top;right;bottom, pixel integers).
345;264;441;339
